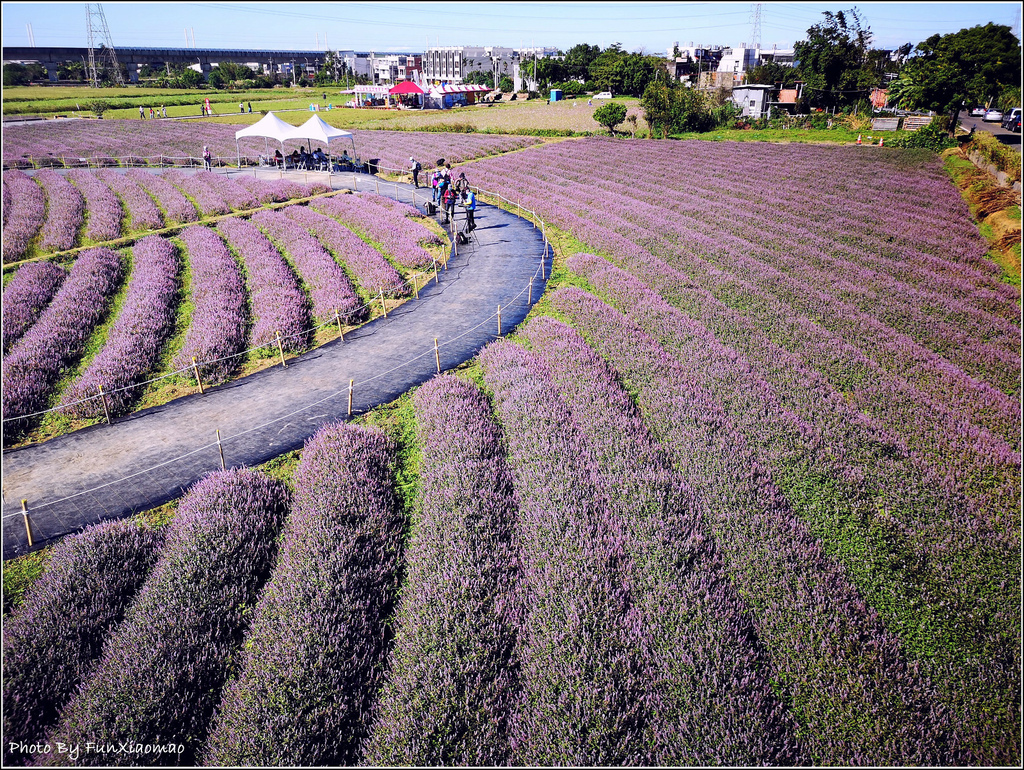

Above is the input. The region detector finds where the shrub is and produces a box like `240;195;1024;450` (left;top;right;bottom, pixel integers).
364;376;523;766
204;425;402;767
1;260;66;352
58;236;179;418
2;520;164;767
42;468;289;766
2;247;124;438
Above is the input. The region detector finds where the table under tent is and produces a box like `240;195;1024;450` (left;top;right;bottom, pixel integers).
234;112;360;172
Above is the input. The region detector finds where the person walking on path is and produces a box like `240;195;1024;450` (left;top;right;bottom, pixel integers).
248;102;253;113
410;157;421;188
435;174;450;215
139;106;145;119
161;105;166;118
240;102;245;113
454;172;469;196
203;146;212;171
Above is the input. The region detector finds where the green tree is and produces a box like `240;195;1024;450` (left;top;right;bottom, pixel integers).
85;99;111;118
3;63;31;87
498;75;514;92
564;43;602;81
640;81;675;138
794;7;874;108
746;61;799;87
589;43;626;93
464;69;495;88
593;101;628;135
899;23;1021;129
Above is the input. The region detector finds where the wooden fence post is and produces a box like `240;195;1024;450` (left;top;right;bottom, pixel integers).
98;385;111;424
216;429;226;471
434;338;441;373
276;331;287;367
192;357;205;394
348;379;354;416
497;305;502;336
335;308;345;339
379;291;387;319
21;500;33;547
529;276;533;305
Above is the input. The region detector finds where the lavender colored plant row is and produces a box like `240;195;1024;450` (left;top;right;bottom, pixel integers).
95;169;164;232
282;204;408;298
34;169;85;253
364;375;523;766
565;253;1020;754
2;520;164;768
66;169;123;243
311;193;434;268
2;120;541;170
216;217;310;351
2;247;124;437
58;236;179;418
250;209;366;325
161;168;229;217
171;225;247;383
2;173;12;229
194;169;259;211
1;260;66;352
520;317;804;765
233;174;330;205
125;169;198;225
2;169;46;262
547;285;975;765
204;424;402;767
477;338;655;766
42;468;289;767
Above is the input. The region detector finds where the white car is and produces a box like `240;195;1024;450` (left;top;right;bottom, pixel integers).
594;91;613;99
969;106;986;117
983;108;1003;122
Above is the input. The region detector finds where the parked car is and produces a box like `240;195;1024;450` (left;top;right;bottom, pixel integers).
1010;114;1022;133
970;105;986;117
594;91;613;100
1000;107;1021;130
983;108;1003;122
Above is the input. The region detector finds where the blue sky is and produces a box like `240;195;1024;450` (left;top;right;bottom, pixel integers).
2;1;1021;54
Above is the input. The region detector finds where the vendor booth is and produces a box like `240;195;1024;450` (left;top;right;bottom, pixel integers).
389;80;426;109
424;83;492;110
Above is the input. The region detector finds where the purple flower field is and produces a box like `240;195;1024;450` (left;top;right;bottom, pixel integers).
3;133;1019;766
2;119;542;170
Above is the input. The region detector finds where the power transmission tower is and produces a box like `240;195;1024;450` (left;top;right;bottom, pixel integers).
86;3;124;87
749;3;763;50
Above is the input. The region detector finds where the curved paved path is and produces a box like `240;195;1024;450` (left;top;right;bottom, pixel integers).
2;173;550;559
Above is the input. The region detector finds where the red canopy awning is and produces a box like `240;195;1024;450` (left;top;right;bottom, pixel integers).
389;81;425;95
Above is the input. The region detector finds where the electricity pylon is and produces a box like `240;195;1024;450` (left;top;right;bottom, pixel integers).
86;3;124;87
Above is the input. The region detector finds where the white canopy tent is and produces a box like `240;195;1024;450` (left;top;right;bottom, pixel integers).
291;115;358;165
234;112;359;170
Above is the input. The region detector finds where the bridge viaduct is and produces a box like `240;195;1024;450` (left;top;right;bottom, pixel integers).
3;46;334;82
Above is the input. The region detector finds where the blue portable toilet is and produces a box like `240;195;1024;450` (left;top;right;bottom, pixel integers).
550;89;563;103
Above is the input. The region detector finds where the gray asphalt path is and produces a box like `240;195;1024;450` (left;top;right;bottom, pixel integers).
1;173;551;559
